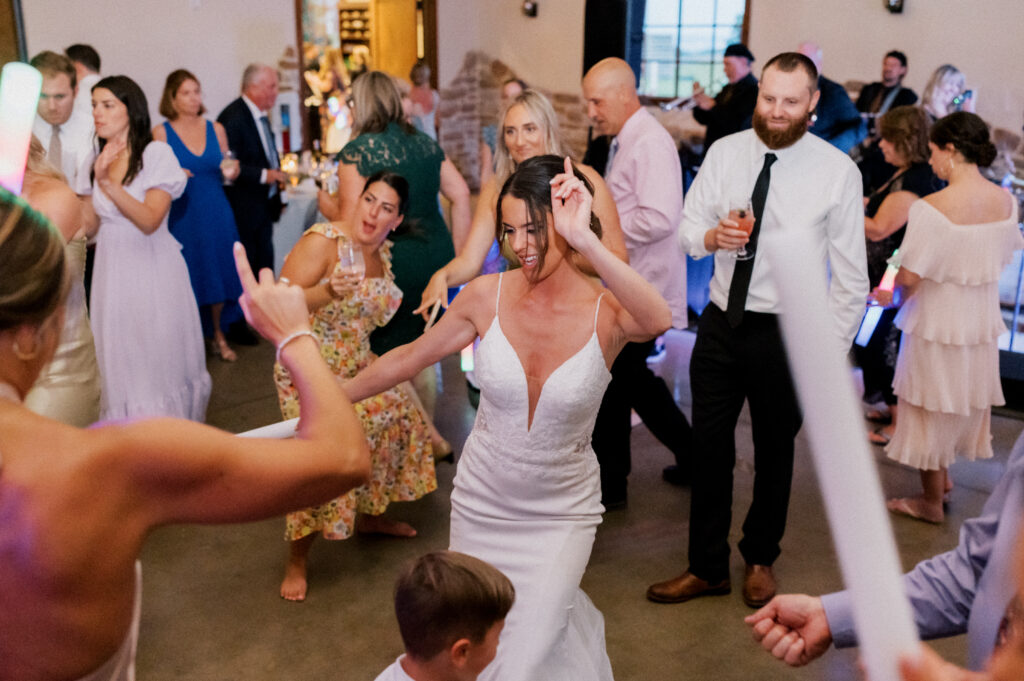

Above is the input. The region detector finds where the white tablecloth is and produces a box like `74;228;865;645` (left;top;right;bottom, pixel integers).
273;179;322;274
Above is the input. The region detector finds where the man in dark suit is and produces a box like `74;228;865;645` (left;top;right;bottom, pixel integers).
218;63;287;344
798;42;864;154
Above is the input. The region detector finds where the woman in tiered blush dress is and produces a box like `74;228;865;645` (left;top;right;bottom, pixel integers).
344;155;672;680
885;112;1024;524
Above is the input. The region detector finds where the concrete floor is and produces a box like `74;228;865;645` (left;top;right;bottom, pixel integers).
137;327;1021;680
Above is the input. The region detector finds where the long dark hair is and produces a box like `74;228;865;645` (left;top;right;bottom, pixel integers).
495;154;602;277
92;75;153;185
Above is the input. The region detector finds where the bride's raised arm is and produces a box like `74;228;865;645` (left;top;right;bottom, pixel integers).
550;157;672;342
344;280;485;403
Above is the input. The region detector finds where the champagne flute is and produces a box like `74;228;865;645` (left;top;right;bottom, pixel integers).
729;199;755;261
220;150;239;185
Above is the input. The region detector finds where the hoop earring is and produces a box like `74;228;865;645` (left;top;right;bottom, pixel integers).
12;338;38;361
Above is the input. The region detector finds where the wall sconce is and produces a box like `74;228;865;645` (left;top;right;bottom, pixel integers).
885;0;904;13
522;1;538;18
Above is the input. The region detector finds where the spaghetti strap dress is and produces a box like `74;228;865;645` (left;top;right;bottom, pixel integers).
449;272;615;681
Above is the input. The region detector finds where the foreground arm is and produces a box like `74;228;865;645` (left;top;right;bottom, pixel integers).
899;645;988;681
551;158;671;344
112;244;370;526
744;594;833;667
346;279;484;402
440;157;472;254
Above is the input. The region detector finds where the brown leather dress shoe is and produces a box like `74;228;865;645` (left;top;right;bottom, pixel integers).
742;564;776;608
646;571;731;604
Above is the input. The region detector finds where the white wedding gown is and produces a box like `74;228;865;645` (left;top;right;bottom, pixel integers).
449;273;615;681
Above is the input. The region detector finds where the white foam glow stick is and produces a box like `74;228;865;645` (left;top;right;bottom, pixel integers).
0;63;42;195
764;233;918;681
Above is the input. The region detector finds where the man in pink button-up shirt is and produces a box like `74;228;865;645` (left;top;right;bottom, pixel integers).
582;58;691;509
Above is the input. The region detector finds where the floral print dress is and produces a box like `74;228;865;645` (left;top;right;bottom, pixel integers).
274;222;436;540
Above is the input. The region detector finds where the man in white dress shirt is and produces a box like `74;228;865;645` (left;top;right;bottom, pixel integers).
647;53;867;608
29;51;92;194
66;44;102;122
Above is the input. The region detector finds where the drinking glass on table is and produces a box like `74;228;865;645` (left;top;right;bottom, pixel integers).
729;198;755;261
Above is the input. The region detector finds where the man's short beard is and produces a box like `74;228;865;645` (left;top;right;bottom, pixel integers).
752;110;810;149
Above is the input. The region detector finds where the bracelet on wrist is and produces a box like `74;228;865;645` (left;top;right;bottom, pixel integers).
276;330;318;364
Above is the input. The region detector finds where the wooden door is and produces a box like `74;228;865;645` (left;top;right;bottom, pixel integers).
372;0;418;80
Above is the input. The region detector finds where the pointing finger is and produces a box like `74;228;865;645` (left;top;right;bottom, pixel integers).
233;242;258;291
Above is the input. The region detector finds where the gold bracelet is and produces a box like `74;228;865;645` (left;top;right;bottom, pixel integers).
276;330;318;364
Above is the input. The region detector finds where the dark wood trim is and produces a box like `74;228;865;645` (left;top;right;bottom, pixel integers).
742;0;751;45
421;0;438;90
1;0;27;63
294;0;312;150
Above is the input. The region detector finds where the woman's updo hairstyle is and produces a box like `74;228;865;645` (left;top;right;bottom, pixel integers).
930;112;998;167
495;154;602;277
0;188;68;330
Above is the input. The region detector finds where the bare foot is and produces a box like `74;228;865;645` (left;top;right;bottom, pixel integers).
886;496;944;524
280;558;308;601
356;514;418;537
869;425;893;446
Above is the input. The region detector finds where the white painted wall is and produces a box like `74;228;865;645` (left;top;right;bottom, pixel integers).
22;0;302;149
749;0;1024;132
21;1;1023;138
437;0;586;95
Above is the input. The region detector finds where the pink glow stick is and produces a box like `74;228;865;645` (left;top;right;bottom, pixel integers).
0;63;42;195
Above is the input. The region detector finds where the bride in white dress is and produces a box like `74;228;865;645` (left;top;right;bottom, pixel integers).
345;155;671;680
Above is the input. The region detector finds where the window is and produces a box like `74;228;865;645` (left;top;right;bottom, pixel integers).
639;0;747;99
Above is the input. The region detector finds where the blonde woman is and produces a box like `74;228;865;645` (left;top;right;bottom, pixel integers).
0;192;370;680
417;89;627;316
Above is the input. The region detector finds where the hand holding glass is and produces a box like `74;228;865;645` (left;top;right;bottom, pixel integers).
729;199;755;261
337;239;365;279
220;150;240;184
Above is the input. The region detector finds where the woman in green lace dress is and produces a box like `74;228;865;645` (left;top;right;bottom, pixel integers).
318;71;471;355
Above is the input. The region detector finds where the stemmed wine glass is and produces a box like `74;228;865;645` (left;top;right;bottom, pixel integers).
220;150;239;185
729;198;755;261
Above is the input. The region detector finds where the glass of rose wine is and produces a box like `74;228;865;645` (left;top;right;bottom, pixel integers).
729;199;755;261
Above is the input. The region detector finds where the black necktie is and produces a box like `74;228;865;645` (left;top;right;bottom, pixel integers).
725;152;777;328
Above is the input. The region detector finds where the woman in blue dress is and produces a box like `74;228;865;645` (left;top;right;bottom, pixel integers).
154;69;243;361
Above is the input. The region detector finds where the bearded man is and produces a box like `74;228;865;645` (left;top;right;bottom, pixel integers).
647;52;868;609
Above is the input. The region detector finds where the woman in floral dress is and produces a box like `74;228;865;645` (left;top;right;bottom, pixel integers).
274;171;435;601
